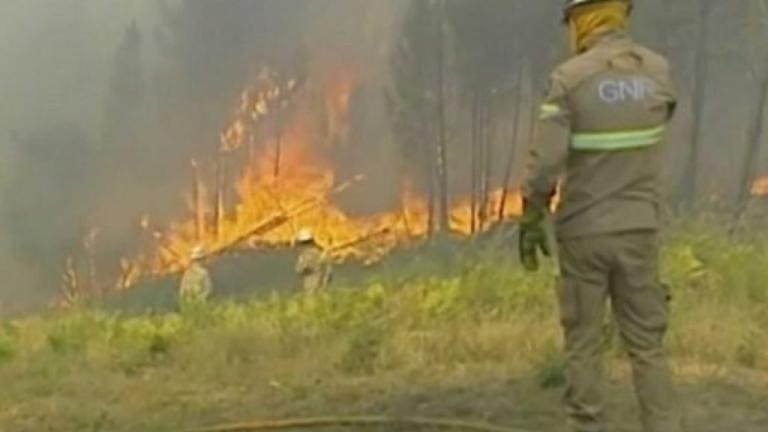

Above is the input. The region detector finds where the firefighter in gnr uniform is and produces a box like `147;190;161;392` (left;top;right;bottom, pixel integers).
521;1;684;431
294;229;332;294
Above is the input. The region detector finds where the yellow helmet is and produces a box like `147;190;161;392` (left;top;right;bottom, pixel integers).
563;0;633;23
190;245;206;261
296;228;314;244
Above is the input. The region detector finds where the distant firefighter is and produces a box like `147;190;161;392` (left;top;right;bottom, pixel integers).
294;229;332;294
178;245;213;309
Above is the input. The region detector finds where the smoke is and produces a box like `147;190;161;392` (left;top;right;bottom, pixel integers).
0;1;155;310
0;0;406;310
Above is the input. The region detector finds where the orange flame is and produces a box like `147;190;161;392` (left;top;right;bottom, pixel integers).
120;68;523;287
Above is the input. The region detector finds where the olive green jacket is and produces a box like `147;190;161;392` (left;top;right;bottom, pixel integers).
525;31;677;238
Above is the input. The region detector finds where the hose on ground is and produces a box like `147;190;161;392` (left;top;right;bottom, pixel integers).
186;415;533;432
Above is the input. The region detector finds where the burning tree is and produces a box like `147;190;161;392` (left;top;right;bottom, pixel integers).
387;0;452;235
447;0;521;232
115;57;528;290
72;2;552;294
121;67;419;286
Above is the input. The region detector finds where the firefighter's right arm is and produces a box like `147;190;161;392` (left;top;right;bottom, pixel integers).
524;73;572;209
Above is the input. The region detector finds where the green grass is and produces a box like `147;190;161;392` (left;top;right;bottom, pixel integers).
1;220;768;431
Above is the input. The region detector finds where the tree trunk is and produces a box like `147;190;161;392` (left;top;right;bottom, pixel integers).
424;135;436;237
214;153;225;240
273;129;283;178
499;68;525;220
434;0;450;232
680;0;712;206
735;61;768;215
476;97;486;231
486;100;496;222
192;159;205;241
479;96;493;231
470;91;479;234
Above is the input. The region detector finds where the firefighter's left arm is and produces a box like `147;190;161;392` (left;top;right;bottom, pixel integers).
523;73;572;210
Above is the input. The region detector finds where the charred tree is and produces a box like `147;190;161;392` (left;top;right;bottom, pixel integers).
425;136;437;235
736;66;768;212
486;97;498;225
499;65;526;219
273;130;283;178
214;152;226;240
470;92;493;232
478;94;494;230
470;92;480;233
735;0;768;217
447;0;518;230
192;160;205;241
387;0;447;236
680;0;714;206
434;0;450;232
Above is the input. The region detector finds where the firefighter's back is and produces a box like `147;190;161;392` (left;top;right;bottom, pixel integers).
554;32;676;238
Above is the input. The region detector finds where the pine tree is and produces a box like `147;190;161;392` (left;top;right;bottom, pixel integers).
387;0;449;233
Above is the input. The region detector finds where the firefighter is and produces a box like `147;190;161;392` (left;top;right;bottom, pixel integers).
294;229;331;294
521;1;683;431
178;245;213;310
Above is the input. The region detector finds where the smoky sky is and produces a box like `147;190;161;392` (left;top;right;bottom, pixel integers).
0;1;155;134
0;0;406;308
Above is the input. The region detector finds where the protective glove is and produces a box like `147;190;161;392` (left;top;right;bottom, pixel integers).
518;200;551;272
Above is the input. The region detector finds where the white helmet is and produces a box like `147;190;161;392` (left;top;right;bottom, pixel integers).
190;245;206;261
295;228;314;244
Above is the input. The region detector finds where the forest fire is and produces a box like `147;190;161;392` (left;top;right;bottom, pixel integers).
117;68;522;289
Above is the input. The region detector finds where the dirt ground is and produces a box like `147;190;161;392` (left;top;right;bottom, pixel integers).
5;363;764;432
274;371;768;432
0;362;768;432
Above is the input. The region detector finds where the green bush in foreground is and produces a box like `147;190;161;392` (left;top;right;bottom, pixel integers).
1;222;767;381
0;322;18;365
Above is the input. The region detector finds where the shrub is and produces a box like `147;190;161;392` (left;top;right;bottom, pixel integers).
0;321;18;365
3;218;768;382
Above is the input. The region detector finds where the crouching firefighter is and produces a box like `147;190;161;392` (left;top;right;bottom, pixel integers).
520;1;684;431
